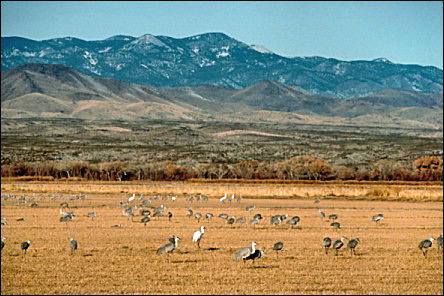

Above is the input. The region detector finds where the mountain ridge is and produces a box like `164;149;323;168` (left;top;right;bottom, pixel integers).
2;32;442;98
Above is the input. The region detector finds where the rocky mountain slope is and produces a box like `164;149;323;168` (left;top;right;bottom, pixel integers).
2;33;442;98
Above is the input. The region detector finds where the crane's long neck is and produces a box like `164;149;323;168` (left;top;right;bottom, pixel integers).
251;242;256;253
201;227;205;234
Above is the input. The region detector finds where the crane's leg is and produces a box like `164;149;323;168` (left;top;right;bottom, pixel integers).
197;240;201;249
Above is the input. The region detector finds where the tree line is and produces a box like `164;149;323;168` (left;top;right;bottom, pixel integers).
1;155;442;182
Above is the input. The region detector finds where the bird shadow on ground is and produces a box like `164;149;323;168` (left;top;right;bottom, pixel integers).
170;259;199;264
246;265;279;269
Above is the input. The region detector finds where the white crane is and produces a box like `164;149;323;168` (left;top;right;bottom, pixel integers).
192;226;205;248
219;193;227;203
128;193;135;202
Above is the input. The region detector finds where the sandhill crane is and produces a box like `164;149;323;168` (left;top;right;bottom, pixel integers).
1;237;5;250
272;242;284;258
323;237;332;255
253;213;263;220
318;209;325;220
331;222;341;230
314;198;320;204
372;214;384;224
219;213;228;220
86;212;97;221
437;235;443;252
192;226;205;248
286;217;301;229
122;208;135;221
227;216;235;226
220;193;227;203
60;214;73;225
69;237;78;255
328;214;338;221
270;215;283;226
205;213;213;221
237;195;243;203
167;212;173;222
246;205;256;211
236;217;246;225
419;237;434;257
347;237;360;256
140;209;151;216
194;213;202;223
250;218;259;229
141;215;151;226
186;209;193;219
332;237;346;256
157;236;180;256
21;240;31;257
233;241;259;264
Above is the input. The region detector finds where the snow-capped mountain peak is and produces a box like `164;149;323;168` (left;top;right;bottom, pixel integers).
250;44;274;54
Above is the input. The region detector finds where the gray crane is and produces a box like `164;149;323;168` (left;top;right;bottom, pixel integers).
60;214;73;225
318;209;325;220
86;211;97;221
250;218;259;229
157;236;181;256
347;237;360;256
245;205;256;211
419;237;434;257
167;212;173;222
332;237;346;256
1;237;5;250
141;215;151;226
139;209;151;216
21;240;31;257
227;216;235;226
236;217;246;225
328;214;338;221
253;213;263;220
69;237;78;255
194;213;202;223
233;241;263;265
219;213;229;220
323;237;332;255
372;214;384;224
205;213;213;221
331;222;341;230
437;235;443;252
186;208;193;219
270;215;282;226
272;241;284;258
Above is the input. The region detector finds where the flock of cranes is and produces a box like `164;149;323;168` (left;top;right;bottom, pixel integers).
1;192;442;264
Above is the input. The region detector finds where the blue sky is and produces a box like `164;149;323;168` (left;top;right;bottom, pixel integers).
1;1;443;68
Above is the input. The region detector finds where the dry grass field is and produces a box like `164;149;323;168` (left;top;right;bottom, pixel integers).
1;180;443;295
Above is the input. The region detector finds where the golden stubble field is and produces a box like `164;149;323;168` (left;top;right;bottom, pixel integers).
1;181;443;295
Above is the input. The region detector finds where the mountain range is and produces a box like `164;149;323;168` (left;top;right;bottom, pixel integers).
2;32;442;98
1;63;442;129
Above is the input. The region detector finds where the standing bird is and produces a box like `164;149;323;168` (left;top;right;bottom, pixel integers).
167;212;173;222
233;241;262;265
331;222;341;230
237;195;243;204
347;237;360;256
219;193;227;203
86;211;97;221
318;209;325;220
186;208;193;219
332;237;346;256
372;214;384;224
323;237;332;255
192;226;205;248
141;215;151;226
419;237;434;257
272;242;284;258
157;236;181;256
69;237;78;255
194;213;202;223
21;240;31;257
437;235;443;252
205;213;213;221
328;214;338;221
1;237;5;251
250;218;259;229
227;216;235;226
246;205;256;212
236;217;246;225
